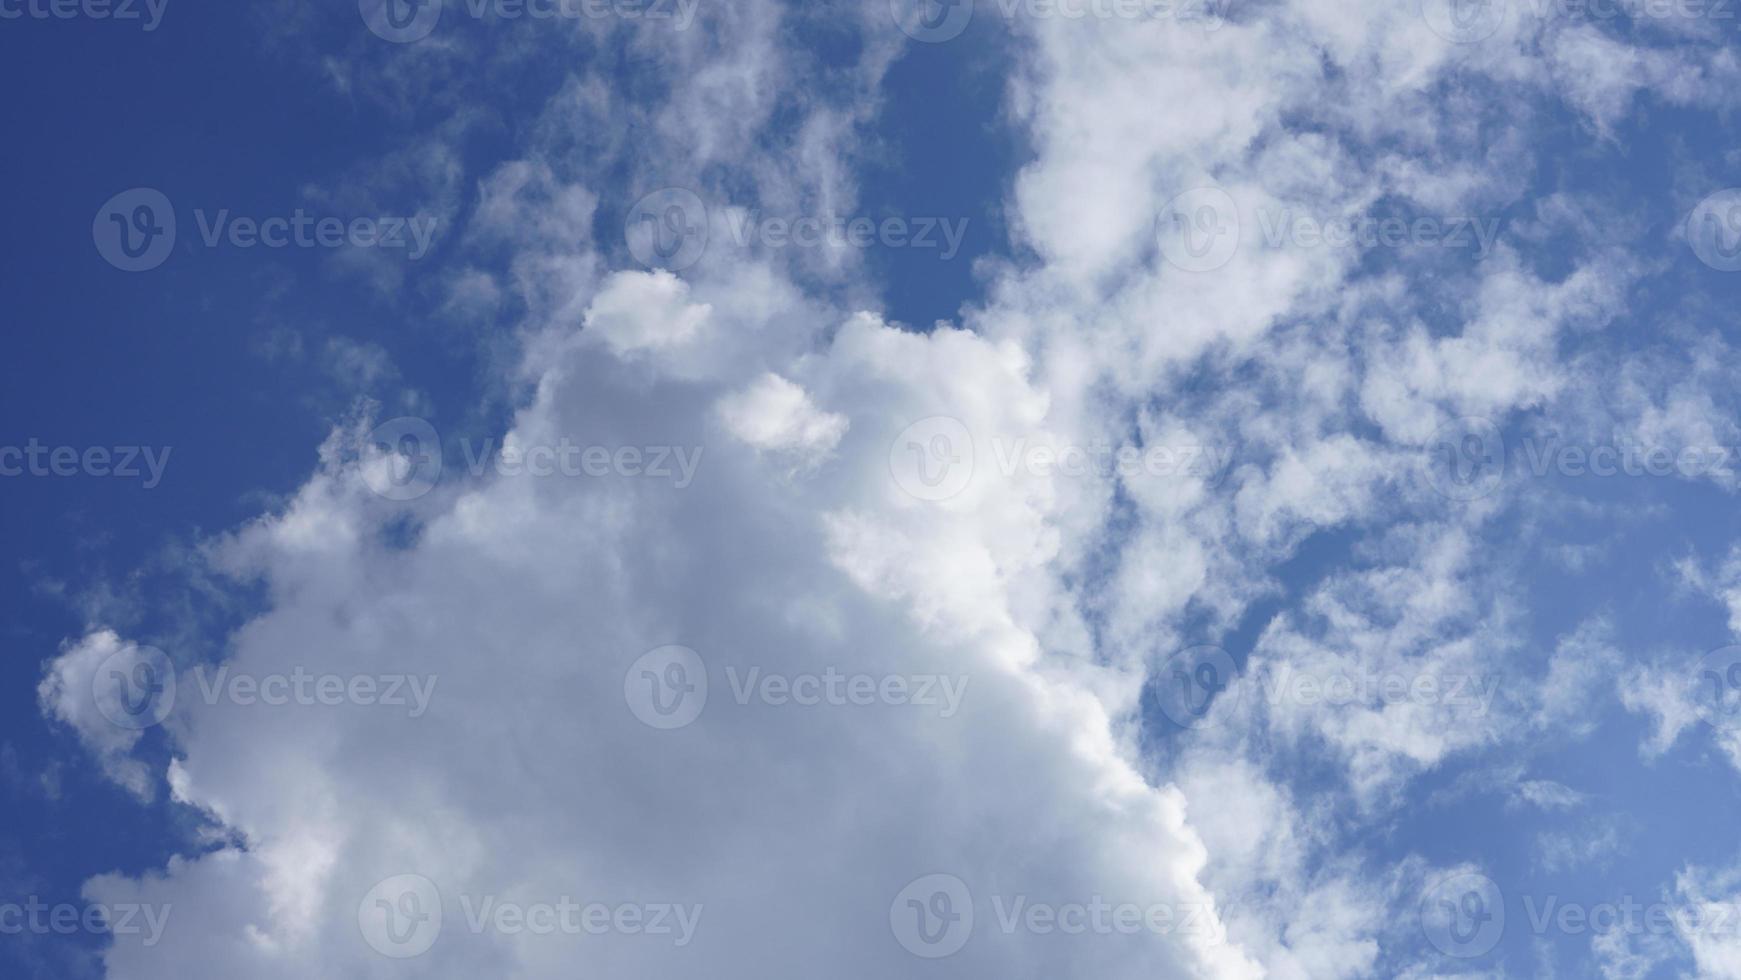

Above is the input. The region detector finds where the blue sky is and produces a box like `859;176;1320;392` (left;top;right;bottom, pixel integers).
8;1;1741;978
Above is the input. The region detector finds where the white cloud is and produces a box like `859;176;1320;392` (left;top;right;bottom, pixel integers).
714;372;848;467
53;1;1741;978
